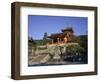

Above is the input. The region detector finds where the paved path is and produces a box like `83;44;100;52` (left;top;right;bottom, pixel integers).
28;54;50;65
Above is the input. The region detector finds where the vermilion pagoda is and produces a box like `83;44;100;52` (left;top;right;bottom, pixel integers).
48;27;74;45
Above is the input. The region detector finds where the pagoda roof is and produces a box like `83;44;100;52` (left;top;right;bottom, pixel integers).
61;27;74;33
48;32;67;39
48;27;74;39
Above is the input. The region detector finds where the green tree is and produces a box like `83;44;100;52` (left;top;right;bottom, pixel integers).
65;44;85;56
78;35;87;50
43;32;48;40
43;32;49;45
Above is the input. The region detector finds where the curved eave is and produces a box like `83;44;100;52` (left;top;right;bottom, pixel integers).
48;33;67;39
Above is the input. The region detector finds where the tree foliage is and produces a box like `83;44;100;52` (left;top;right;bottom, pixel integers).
65;44;85;56
43;32;48;40
43;32;50;45
70;35;87;53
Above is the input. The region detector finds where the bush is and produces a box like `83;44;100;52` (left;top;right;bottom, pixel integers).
65;44;85;56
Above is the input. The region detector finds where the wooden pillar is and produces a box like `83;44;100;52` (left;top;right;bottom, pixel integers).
64;37;67;43
57;38;59;43
52;39;54;44
60;38;62;42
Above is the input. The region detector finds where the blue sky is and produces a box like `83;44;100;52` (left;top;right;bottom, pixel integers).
28;15;88;40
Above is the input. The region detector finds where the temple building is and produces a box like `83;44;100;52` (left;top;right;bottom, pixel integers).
48;27;74;45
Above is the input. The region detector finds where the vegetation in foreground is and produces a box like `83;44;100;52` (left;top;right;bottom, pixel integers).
28;32;88;66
